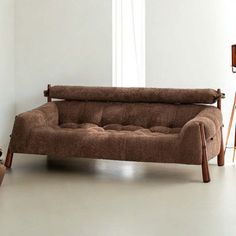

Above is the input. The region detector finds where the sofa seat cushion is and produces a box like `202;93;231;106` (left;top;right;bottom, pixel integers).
26;123;186;164
59;122;181;135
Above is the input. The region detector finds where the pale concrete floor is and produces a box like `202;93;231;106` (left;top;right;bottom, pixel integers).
0;153;236;236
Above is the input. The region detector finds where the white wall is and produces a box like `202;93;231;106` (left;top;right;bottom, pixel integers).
146;0;236;88
0;0;15;154
2;0;236;158
146;0;236;159
15;0;112;112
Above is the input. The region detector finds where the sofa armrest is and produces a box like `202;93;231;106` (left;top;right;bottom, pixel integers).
181;107;223;141
30;102;59;126
10;102;59;152
16;102;58;127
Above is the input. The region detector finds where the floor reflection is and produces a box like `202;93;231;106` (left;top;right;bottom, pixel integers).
45;156;194;183
47;156;145;181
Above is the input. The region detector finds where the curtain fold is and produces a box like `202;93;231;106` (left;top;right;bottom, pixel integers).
113;0;145;87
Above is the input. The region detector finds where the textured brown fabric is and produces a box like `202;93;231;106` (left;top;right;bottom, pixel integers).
49;86;220;104
10;102;58;151
9;89;223;165
55;101;215;128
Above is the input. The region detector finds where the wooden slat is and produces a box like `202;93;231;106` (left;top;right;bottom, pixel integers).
224;92;236;158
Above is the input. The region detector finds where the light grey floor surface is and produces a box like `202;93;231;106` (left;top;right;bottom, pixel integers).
0;154;236;236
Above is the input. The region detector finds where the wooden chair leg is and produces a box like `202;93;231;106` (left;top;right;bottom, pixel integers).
200;124;211;183
218;127;225;166
5;148;14;169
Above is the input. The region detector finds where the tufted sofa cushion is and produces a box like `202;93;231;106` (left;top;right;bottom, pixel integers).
55;101;210;129
59;122;182;135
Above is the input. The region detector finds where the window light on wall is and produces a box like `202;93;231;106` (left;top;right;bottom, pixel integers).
112;0;145;87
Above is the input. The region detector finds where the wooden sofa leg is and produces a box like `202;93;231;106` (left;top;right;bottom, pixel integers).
0;164;6;186
5;148;14;169
217;127;225;166
202;150;210;183
200;124;211;183
217;89;225;166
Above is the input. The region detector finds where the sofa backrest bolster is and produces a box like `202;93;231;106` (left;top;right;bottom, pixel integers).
48;86;220;104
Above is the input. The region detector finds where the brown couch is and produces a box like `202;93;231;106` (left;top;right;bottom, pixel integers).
5;85;225;183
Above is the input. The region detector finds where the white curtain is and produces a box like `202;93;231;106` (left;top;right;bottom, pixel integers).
113;0;145;87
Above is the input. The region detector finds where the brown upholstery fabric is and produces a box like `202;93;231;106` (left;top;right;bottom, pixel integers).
55;101;215;129
9;88;223;165
10;102;58;152
49;86;220;104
